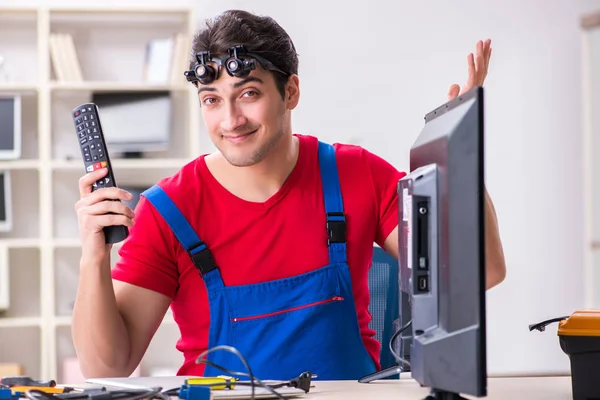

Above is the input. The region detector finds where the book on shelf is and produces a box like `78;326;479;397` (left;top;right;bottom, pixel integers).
49;33;83;82
143;33;192;86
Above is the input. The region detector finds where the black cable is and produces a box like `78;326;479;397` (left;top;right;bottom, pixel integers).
25;387;163;400
195;344;285;400
390;319;412;368
24;390;56;400
528;316;569;332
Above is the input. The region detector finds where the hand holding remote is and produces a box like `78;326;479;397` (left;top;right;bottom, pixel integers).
75;168;135;264
72;103;130;247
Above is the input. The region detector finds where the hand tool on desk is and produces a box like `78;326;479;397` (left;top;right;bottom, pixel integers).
9;387;73;395
0;378;56;388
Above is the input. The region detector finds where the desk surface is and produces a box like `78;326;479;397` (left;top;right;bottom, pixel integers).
307;377;573;399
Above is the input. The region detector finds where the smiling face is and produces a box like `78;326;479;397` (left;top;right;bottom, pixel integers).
197;65;300;167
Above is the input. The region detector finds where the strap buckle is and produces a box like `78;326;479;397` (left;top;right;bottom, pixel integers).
326;212;346;245
187;241;217;275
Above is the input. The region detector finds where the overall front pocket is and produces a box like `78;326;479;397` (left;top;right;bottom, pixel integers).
231;296;344;322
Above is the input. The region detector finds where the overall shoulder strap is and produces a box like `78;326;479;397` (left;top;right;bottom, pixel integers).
317;141;347;265
141;185;217;276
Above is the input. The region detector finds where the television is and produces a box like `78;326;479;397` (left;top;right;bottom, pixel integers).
0;94;22;160
397;86;486;399
0;170;13;233
91;91;172;158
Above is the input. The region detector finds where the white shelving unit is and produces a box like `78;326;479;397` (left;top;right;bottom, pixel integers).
0;5;200;381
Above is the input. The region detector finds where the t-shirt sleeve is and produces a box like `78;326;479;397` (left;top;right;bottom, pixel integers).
111;193;179;299
364;149;407;247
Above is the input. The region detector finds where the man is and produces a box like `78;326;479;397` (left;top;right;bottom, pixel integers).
72;10;505;381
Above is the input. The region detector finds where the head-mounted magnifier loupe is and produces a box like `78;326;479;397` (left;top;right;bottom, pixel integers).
184;44;288;85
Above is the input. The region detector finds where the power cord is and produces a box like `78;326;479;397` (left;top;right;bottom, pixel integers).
528;316;569;332
390;319;412;368
195;345;314;399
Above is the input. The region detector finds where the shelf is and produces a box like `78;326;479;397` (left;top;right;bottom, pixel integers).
49;6;192;16
0;160;40;170
1;239;41;248
0;317;42;328
0;84;39;93
0;7;37;14
54;316;71;327
49;82;190;92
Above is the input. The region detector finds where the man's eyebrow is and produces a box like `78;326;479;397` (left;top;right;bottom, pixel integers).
197;86;216;95
197;77;264;94
233;76;264;88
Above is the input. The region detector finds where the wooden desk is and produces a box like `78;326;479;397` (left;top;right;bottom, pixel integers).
307;377;573;399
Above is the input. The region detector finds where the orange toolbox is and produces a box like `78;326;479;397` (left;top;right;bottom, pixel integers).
531;310;600;400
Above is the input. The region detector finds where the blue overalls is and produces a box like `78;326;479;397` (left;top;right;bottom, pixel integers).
141;141;376;380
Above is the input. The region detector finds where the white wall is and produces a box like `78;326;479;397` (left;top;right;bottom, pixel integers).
191;0;596;377
3;0;596;377
193;0;597;377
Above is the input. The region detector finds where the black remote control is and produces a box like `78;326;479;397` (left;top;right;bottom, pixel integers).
72;103;129;244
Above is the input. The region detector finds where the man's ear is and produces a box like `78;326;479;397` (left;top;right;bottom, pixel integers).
285;74;300;110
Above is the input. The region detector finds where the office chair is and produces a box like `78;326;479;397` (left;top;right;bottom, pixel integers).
360;246;407;382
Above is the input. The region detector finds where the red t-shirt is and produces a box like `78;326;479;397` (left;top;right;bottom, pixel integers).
112;134;406;375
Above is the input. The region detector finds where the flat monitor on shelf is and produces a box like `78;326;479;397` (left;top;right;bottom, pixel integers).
0;170;13;233
0;94;22;160
91;91;172;158
397;86;487;399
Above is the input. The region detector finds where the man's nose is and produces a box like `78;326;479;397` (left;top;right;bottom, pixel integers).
221;103;247;133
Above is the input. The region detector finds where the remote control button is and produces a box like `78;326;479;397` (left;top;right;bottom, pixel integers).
87;106;92;112
101;161;107;167
91;121;96;127
86;165;94;172
90;144;96;150
77;125;84;132
78;132;85;139
81;108;87;113
83;115;88;121
75;117;82;124
93;155;98;161
74;110;80;117
93;135;100;140
80;137;87;144
90;114;95;120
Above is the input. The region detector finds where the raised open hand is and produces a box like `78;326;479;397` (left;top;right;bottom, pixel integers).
447;39;492;101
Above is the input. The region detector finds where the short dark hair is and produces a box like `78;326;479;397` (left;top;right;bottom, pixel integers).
189;10;299;98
